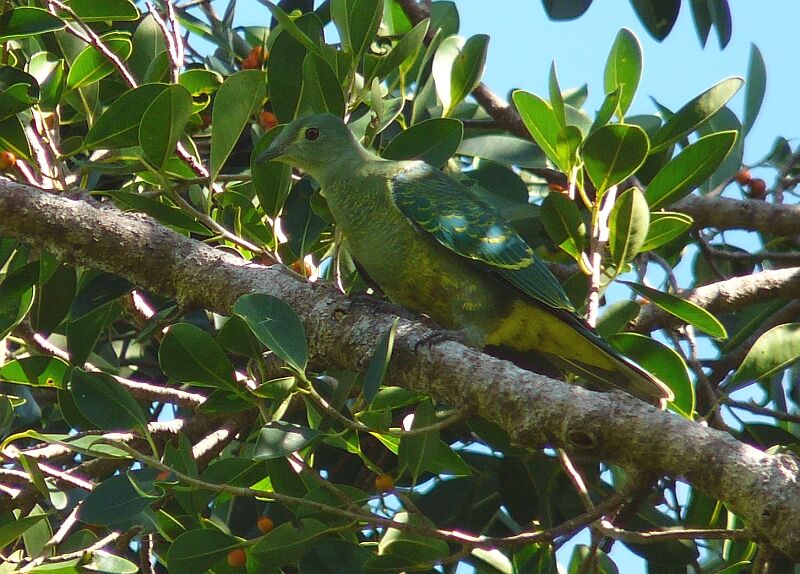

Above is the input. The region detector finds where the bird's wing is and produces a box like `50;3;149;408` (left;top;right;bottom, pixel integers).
390;162;575;313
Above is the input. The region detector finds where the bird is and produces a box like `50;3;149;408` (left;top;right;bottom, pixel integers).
256;113;674;406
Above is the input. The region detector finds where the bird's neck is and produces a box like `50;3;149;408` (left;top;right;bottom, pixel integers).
308;143;382;187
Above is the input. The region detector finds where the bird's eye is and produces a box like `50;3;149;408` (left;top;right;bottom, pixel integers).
304;127;320;141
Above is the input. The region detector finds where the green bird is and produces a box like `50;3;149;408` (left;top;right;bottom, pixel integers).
257;114;673;405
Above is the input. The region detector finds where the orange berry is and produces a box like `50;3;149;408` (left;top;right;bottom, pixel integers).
375;473;394;492
259;111;278;131
241;56;258;70
250;46;268;63
748;178;767;198
734;169;752;185
227;548;246;568
548;182;567;193
0;150;16;171
257;516;274;533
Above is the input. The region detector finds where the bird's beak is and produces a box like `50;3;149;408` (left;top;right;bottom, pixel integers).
255;144;284;164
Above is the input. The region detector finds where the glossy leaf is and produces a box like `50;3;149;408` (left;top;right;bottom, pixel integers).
27;52;64;113
109;191;211;235
302;53;345;116
252;125;293;217
582;123;649;197
330;0;383;62
233;293;308;373
210;69;266;180
650;77;744;153
743;44;766;136
69;369;148;431
251;518;328;564
548;62;566;127
374;19;430;78
513;90;564;171
383;118;463;167
432;34;488;116
80;470;159;526
139;84;193;169
254;421;322;459
604;28;642;118
541;192;586;260
596;299;641;337
608;332;694;417
0;7;65;41
630;0;679;41
159;323;236;389
730;324;800;390
66;36;132;90
609;187;649;269
541;0;592;20
623;282;727;339
0;115;33;161
59;0;139;21
84;83;169;149
0;261;37;340
167;529;239;574
645;131;737;209
0;356;70;389
639;212;693;251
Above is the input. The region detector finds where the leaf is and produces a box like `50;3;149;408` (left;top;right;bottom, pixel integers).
80;470;159;526
69;369;148;431
251;518;328;564
447;34;489;116
109;191;211;235
363;318;399;404
159;323;236;389
27;52;64;113
139;84;193;169
458;133;545;168
0;356;70;389
743;44;766;136
0;261;37;339
233;293;308;373
623;282;727;339
630;0;680;41
302;53;345;116
167;529;239;574
556;125;582;172
266;2;322;56
84;83;170;150
541;0;593;20
210;69;266;180
650;77;744;153
383;118;463;167
596;299;641;337
59;0;139;21
604;28;642;118
608;332;694;417
730;324;800;390
252;126;293;217
330;0;383;62
0;115;33;161
374;19;430;78
582;123;649;197
512;90;564;171
66;36;132;90
253;421;322;459
0;7;65;41
0;515;50;549
639;212;693;251
541;192;586;260
645;131;737;209
548;62;566;127
609;187;649;269
690;0;712;46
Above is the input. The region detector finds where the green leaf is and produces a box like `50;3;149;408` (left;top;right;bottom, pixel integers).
541;0;592;20
548;62;566;127
0;115;33;161
233;293;308;373
556;125;582;172
645;131;737;209
27;52;64;113
730;324;800;390
167;529;239;574
541;192;586;260
376;511;450;563
302;53;345;116
436;34;489;116
108;191;211;235
630;0;679;41
639;211;693;251
330;0;383;63
458;133;544;168
281;178;328;262
582;123;649;197
84;83;170;150
159;323;236;389
80;470;159;526
251;518;328;564
60;0;139;21
69;369;148;431
66;36;132;90
0;356;70;389
0;515;50;549
374;19;430;79
0;7;65;41
210;69;266;180
609;187;649;269
604;28;642;119
252;126;293;217
265;2;322;56
650;77;744;153
0;69;39;123
363;318;399;404
0;261;37;339
608;332;694;417
743;44;766;136
66;302;117;366
596;299;641;337
623;282;727;339
139;84;193;169
512;90;564;171
383;118;463;167
253;422;322;459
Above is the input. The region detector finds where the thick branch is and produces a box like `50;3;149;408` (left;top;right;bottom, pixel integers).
674;194;800;236
2;180;800;558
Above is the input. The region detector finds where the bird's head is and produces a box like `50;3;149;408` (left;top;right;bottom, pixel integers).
256;113;364;182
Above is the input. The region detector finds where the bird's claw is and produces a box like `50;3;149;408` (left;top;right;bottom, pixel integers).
348;293;417;320
414;328;472;352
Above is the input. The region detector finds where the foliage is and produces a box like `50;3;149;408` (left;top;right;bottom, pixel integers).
0;0;798;572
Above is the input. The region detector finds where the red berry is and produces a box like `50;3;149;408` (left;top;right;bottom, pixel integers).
259;111;278;131
257;516;274;534
734;169;752;185
748;178;767;198
0;150;16;171
227;548;246;568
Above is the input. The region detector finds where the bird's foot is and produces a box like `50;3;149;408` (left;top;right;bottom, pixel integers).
348;293;417;320
414;328;473;352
